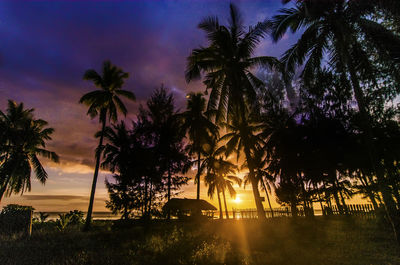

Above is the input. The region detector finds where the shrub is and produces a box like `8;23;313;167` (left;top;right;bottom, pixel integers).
56;214;72;232
0;204;34;235
66;210;84;225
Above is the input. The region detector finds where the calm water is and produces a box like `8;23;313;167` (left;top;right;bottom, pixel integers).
36;209;324;220
34;211;120;221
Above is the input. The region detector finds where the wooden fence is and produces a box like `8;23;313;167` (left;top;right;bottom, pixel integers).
322;204;376;219
232;204;376;219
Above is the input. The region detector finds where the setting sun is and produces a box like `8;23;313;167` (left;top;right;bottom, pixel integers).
234;196;242;204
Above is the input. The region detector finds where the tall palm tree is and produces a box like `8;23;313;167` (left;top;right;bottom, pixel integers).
271;0;400;242
0;100;59;203
80;60;135;230
181;93;218;200
186;3;277;219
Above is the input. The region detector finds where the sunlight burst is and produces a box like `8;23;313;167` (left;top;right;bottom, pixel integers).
234;196;242;204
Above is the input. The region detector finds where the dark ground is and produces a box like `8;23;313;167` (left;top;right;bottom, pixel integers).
0;217;399;265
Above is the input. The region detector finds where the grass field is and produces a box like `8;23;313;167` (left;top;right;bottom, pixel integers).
0;217;399;265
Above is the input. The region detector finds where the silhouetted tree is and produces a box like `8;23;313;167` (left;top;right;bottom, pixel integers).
180;93;218;200
221;110;266;218
0;100;59;203
186;3;279;219
272;0;400;241
80;60;135;230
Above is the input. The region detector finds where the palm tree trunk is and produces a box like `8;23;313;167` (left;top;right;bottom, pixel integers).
167;164;171;220
261;177;274;218
197;151;201;200
339;191;348;214
144;177;148;216
315;183;325;215
336;179;348;214
222;187;229;219
83;118;106;231
0;151;11;204
348;59;400;243
149;180;153;218
334;193;343;214
167;164;171;201
217;186;223;220
359;173;379;210
244;148;265;220
291;203;298;217
0;176;11;204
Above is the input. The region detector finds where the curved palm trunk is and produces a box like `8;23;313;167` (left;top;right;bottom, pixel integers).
84;119;106;231
261;178;274;218
339;191;348;214
330;170;344;215
222;187;229;219
314;183;325;215
347;59;400;243
0;151;11;204
197;151;201;200
0;176;11;204
244;148;265;220
217;186;223;220
359;173;379;210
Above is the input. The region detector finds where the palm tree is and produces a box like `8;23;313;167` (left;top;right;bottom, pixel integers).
215;158;241;219
221;111;266;219
181;93;218;200
80;60;135;230
201;138;225;219
243;148;276;218
204;170;223;219
101;121;132;175
186;4;277;219
271;0;400;242
0;100;59;203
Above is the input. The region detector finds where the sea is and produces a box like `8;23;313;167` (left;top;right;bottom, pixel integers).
34;211;120;221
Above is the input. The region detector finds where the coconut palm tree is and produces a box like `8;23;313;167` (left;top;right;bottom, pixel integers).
221;111;266;219
243;148;276;218
271;0;400;242
186;4;278;123
204;170;223;219
201;138;225;219
186;3;278;219
215;158;241;219
80;60;135;230
0;100;59;203
181;93;218;200
101;121;132;175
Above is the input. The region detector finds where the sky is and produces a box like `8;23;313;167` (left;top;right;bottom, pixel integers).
0;0;309;212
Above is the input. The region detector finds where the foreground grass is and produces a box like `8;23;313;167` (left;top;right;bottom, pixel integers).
0;217;399;265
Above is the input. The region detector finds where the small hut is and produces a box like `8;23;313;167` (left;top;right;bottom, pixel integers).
163;198;216;220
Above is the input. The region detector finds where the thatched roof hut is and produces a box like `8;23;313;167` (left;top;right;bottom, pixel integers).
164;198;217;211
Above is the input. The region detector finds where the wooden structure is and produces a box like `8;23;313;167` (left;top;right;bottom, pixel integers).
163;198;216;220
232;204;376;219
